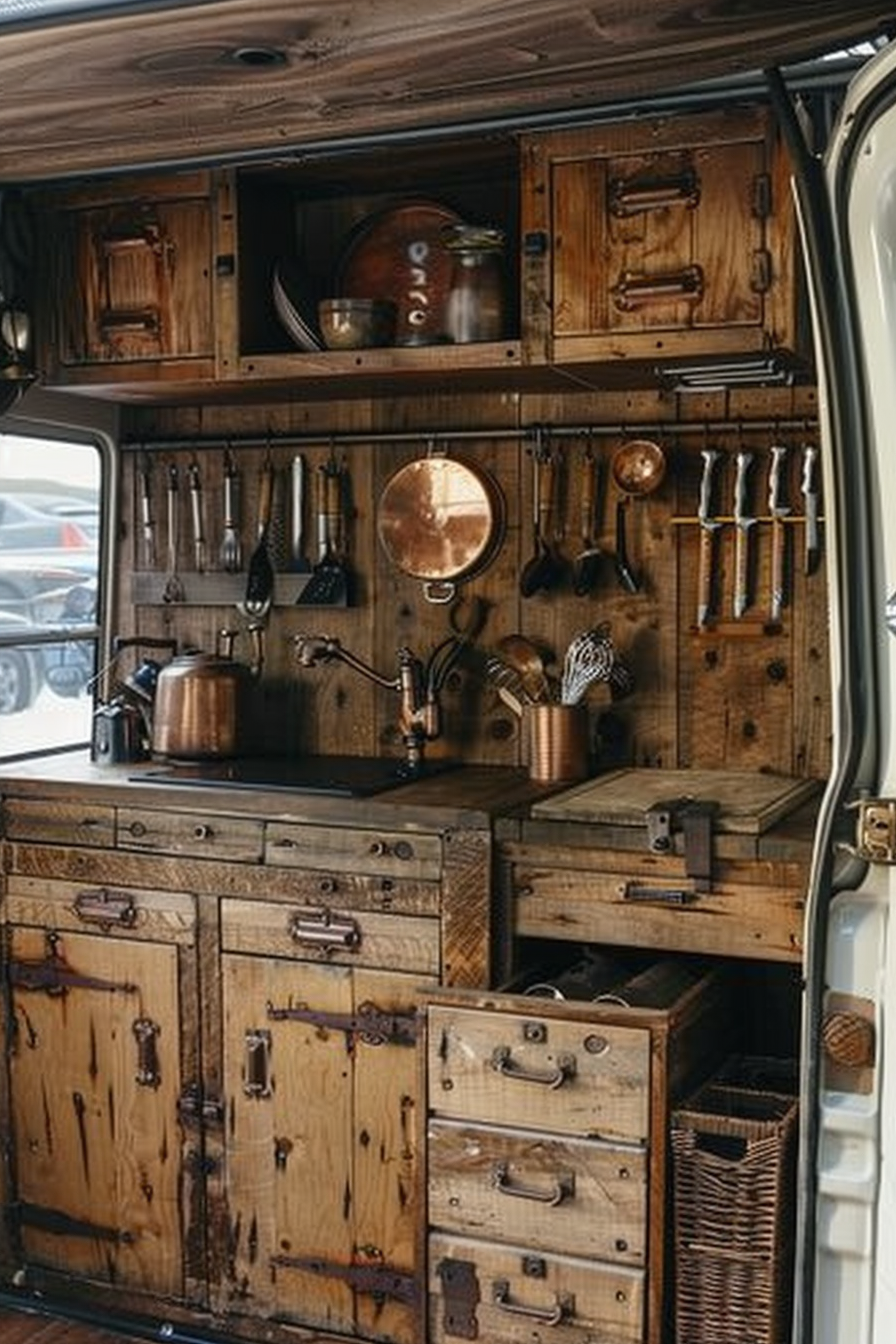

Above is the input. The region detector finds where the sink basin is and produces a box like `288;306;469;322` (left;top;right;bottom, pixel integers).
131;754;457;797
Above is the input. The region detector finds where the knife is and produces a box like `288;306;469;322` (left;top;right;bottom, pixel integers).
696;447;722;627
801;443;821;575
768;443;790;623
732;450;756;619
138;455;156;570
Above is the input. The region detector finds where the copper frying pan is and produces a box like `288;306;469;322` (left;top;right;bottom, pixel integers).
377;453;504;602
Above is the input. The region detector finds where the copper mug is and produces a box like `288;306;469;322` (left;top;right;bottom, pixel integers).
527;703;589;783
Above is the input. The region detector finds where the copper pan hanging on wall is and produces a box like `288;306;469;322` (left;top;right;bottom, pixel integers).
377;447;505;603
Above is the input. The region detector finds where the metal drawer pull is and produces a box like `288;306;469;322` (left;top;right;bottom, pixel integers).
491;1045;576;1089
608;168;700;217
132;1016;161;1088
288;906;361;952
612;265;704;310
243;1028;272;1097
492;1162;575;1206
73;888;137;928
621;882;696;905
492;1280;573;1325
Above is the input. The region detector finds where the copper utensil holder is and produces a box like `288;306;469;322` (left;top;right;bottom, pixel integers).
527;703;589;783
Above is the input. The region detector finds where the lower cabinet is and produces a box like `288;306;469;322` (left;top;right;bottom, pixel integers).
0;790;485;1344
425;965;729;1344
218;901;439;1343
2;872;196;1301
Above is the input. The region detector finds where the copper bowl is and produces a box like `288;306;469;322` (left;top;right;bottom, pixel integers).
318;297;396;350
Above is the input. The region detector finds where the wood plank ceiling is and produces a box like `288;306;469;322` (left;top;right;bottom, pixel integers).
0;0;891;182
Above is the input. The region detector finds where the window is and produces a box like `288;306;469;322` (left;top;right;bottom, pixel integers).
0;428;102;759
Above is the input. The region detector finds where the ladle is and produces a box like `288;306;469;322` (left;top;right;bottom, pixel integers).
497;633;552;703
572;443;604;596
610;437;667;593
519;434;564;597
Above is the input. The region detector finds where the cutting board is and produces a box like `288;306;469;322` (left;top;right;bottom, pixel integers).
531;769;821;834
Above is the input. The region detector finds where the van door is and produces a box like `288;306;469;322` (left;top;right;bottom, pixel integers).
773;41;896;1344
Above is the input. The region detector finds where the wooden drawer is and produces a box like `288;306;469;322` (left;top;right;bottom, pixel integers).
507;854;804;961
428;1004;650;1144
268;866;441;917
117;806;264;862
4;874;195;945
265;820;443;881
429;1231;644;1344
221;896;440;974
2;796;115;847
427;1118;646;1264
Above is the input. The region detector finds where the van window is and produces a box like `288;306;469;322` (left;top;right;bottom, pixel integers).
0;430;101;758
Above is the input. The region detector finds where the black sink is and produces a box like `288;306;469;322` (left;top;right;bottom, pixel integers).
130;754;457;798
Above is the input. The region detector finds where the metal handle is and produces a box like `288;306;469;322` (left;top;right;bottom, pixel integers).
288;906;361;952
612;265;704;310
132;1016;161;1088
608;168;700;217
621;882;695;905
491;1045;576;1089
492;1162;575;1206
243;1028;272;1097
99;310;160;336
73;888;138;927
492;1280;573;1326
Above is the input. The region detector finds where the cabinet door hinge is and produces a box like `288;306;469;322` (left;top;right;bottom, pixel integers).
845;797;896;863
271;1252;416;1304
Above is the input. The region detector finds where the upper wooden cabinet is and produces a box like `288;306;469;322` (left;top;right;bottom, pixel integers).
519;104;804;379
32;103;806;402
38;170;218;395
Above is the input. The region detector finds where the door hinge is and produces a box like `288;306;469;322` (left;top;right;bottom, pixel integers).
270;1252;416;1304
846;797;896;862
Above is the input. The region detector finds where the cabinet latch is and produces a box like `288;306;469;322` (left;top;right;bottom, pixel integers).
266;998;420;1047
846;797;896;863
646;797;719;892
436;1257;480;1339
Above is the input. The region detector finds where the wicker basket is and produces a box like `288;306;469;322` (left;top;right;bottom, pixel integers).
671;1082;799;1344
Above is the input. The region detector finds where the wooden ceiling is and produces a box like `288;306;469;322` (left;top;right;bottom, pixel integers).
0;0;893;182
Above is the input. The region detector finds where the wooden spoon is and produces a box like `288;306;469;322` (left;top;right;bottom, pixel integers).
497;633;552;703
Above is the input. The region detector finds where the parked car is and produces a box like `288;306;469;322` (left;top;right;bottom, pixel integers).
0;490;97;614
0;607;43;714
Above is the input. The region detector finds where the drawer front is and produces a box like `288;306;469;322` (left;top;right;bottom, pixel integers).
4;874;195;945
266;821;443;881
427;1118;646;1264
265;866;441;917
221;896;440;975
117;806;264;862
2;797;115;847
429;1231;644;1344
510;860;804;962
428;1006;650;1143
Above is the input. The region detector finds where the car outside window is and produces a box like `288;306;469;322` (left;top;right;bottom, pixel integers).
0;429;101;757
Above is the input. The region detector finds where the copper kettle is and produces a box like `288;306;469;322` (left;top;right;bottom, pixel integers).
151;629;253;760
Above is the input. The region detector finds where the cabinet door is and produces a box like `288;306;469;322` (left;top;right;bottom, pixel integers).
59;194;213;366
523;106;797;366
6;925;186;1295
221;953;432;1344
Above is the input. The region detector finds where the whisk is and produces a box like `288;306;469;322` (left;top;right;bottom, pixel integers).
560;624;616;704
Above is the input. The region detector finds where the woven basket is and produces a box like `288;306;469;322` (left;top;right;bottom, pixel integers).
671;1082;799;1344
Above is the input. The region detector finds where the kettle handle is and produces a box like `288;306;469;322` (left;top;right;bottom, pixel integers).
112;635;178;656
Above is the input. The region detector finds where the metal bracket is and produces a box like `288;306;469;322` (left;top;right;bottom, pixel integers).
646;796;719;891
437;1257;480;1339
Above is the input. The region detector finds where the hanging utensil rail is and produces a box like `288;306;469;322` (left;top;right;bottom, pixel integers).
123;417;818;456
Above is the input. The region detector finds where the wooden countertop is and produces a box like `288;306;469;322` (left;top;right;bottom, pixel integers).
0;751;553;830
0;752;821;861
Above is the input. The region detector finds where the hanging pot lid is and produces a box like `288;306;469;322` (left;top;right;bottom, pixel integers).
377;451;504;602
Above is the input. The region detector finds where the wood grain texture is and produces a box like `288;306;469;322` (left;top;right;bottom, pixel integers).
0;0;890;180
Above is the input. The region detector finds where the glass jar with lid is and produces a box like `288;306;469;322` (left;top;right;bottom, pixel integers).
441;224;505;343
